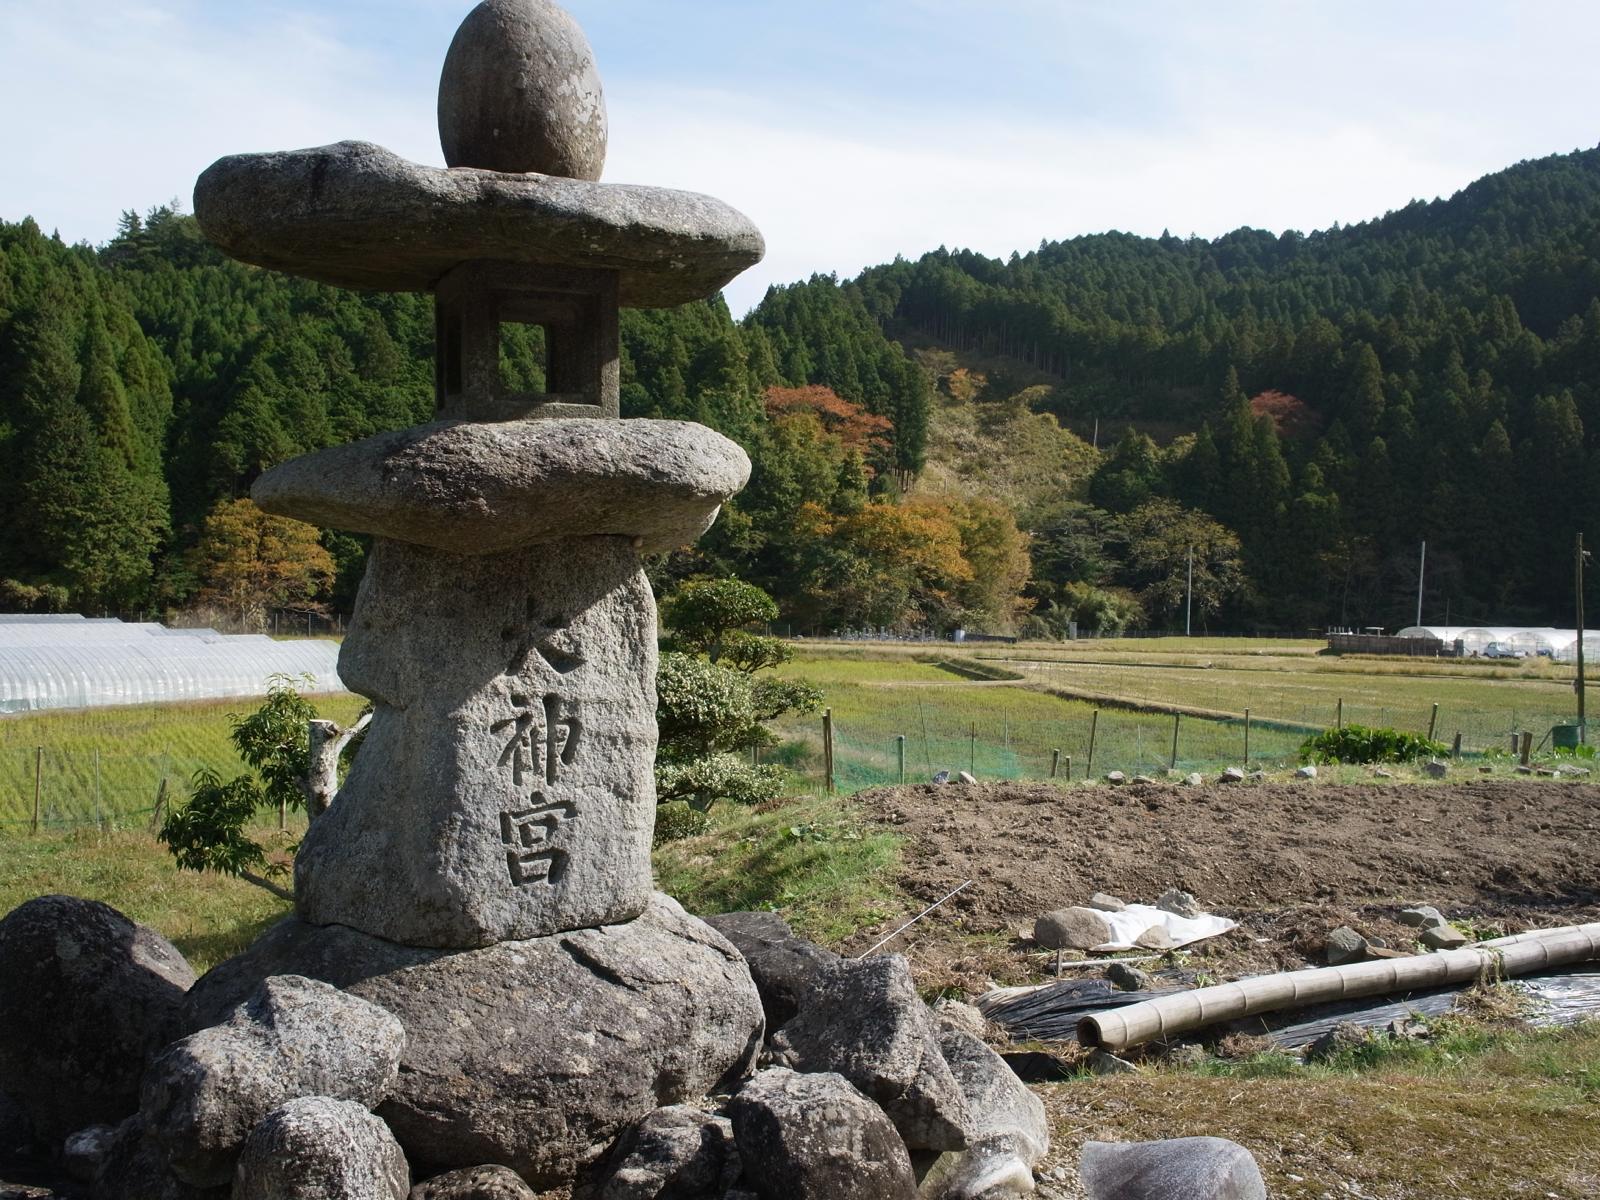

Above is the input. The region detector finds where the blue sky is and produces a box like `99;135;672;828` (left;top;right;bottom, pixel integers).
3;1;1598;314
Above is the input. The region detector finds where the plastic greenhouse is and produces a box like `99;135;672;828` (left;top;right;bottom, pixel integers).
0;615;344;714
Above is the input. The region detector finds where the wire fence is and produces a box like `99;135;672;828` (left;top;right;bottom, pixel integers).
0;746;201;831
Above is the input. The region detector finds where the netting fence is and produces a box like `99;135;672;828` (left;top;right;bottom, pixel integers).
0;745;210;832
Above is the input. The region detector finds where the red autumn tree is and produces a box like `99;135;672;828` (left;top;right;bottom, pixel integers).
763;385;894;461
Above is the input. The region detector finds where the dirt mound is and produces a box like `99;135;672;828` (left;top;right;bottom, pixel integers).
856;779;1600;933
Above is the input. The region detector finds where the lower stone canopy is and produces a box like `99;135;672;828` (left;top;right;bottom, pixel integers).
183;894;765;1188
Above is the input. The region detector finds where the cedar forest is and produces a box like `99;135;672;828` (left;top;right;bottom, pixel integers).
5;146;1600;636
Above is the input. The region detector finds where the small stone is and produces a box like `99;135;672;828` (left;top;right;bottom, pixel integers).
1087;1049;1138;1076
1368;936;1387;949
1183;772;1204;787
1106;771;1127;785
930;998;989;1041
1033;907;1113;952
1219;767;1245;783
410;1165;536;1199
1420;924;1470;950
1514;764;1533;775
957;770;978;785
765;955;969;1151
1424;760;1448;778
1079;1136;1267;1200
234;1097;409;1200
1306;1022;1369;1062
63;1122;119;1183
591;1105;740;1200
1088;892;1127;913
1156;889;1201;919
1132;775;1158;785
143;974;406;1187
1536;767;1558;777
1165;1044;1208;1067
1247;770;1267;780
1373;767;1394;778
1478;765;1494;774
1294;764;1317;780
1367;946;1411;960
728;1069;917;1200
1324;926;1368;966
1398;906;1445;929
1105;963;1153;992
1389;1016;1430;1041
1556;763;1591;776
0;895;196;1142
1133;925;1176;951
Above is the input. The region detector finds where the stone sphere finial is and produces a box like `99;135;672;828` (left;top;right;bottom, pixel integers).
438;0;607;180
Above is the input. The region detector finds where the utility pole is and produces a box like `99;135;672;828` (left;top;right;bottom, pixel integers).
1416;540;1426;627
1578;533;1589;739
1185;544;1193;637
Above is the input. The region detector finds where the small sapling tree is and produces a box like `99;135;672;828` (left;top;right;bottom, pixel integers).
158;674;369;898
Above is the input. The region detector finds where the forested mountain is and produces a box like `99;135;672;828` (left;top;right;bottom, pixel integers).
4;145;1600;635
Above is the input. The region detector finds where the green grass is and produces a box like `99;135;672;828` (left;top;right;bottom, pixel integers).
0;823;294;973
773;650;1307;787
652;793;902;945
0;692;365;830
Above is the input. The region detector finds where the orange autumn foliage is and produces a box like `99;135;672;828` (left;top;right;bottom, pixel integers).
763;385;893;459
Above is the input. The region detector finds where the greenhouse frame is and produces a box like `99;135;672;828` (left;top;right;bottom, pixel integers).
1395;625;1600;661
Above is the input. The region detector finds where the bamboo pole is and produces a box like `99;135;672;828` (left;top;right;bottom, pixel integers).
896;735;906;784
1243;708;1251;765
1086;711;1099;777
1428;703;1439;742
1079;923;1600;1052
1170;713;1181;771
32;746;42;834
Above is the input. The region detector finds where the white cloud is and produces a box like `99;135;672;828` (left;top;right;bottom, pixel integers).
2;0;1597;320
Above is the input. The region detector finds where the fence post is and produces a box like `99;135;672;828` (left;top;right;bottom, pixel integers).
1452;732;1462;759
1050;748;1060;778
823;709;835;794
1336;698;1343;729
1244;708;1251;765
1170;713;1181;771
1064;755;1072;781
969;723;976;773
896;735;906;784
1519;731;1532;766
33;746;43;834
1087;710;1099;778
1427;703;1439;742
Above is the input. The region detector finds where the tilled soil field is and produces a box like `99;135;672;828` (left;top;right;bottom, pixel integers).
847;779;1600;985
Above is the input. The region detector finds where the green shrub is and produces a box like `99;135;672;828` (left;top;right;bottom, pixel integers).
1300;724;1447;764
652;801;713;846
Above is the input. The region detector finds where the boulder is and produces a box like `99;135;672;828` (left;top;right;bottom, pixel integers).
1033;908;1111;952
1219;767;1245;784
63;1122;119;1183
957;771;978;785
1324;926;1368;966
767;955;968;1151
233;1097;409;1200
586;1105;740;1200
727;1069;916;1200
1420;924;1470;950
1105;963;1153;992
1293;764;1317;780
702;911;838;1031
143;974;405;1187
0;895;195;1141
411;1165;538;1199
1155;890;1200;919
1133;925;1175;951
92;1117;224;1200
1398;906;1445;929
183;895;763;1188
1079;1137;1266;1200
917;1029;1048;1200
1105;772;1126;785
1088;893;1126;913
1183;772;1204;787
